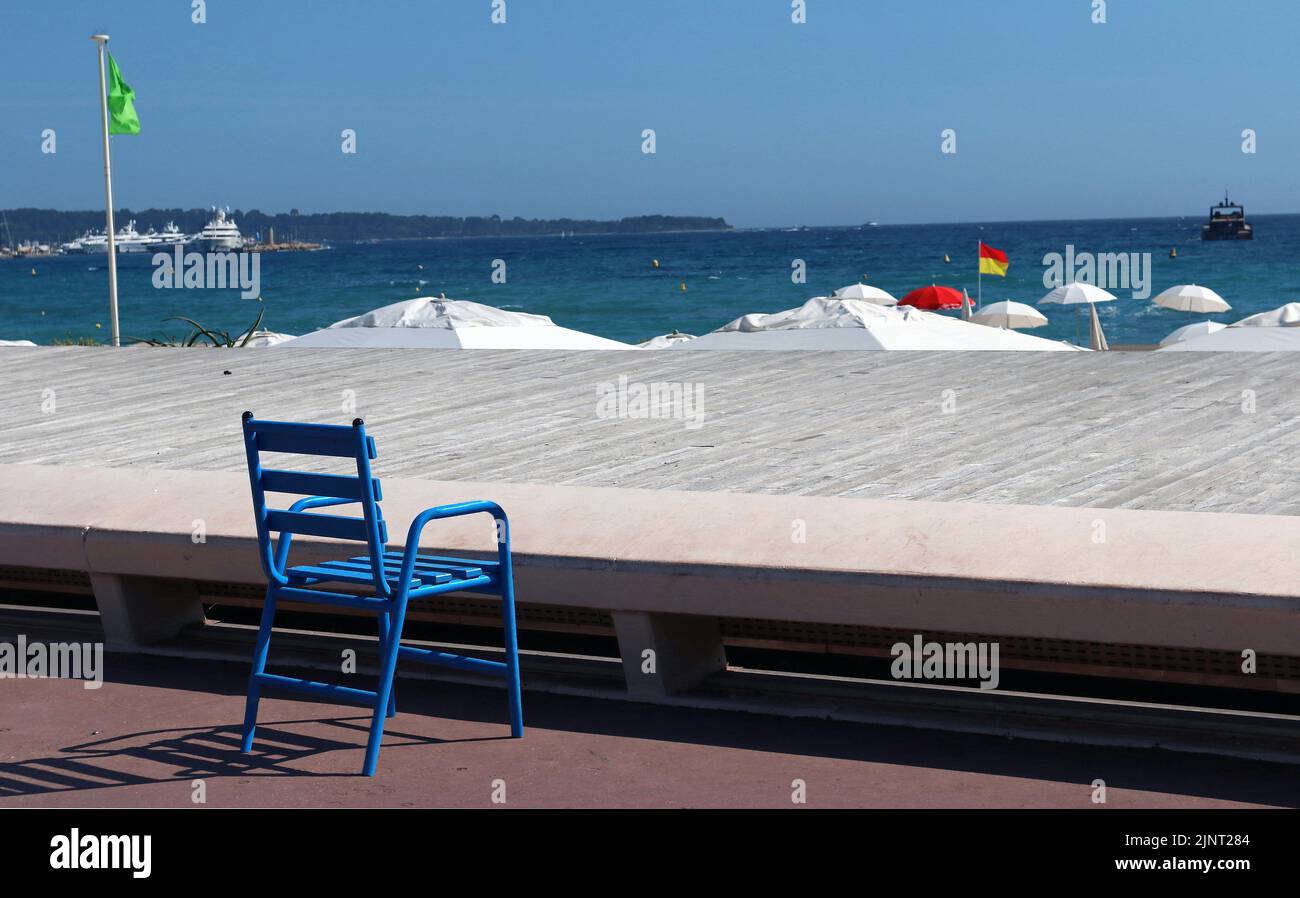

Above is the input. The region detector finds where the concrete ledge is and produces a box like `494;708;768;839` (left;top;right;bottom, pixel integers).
0;463;1298;661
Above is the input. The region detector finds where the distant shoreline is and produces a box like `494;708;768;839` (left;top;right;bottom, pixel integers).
0;209;732;246
348;227;738;243
11;207;1300;246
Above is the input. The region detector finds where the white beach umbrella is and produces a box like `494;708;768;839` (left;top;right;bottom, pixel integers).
1040;283;1116;350
972;300;1047;330
1088;302;1109;351
669;296;1080;351
1038;283;1118;306
279;297;635;350
1153;284;1230;314
638;330;696;350
1158;321;1226;347
832;283;898;305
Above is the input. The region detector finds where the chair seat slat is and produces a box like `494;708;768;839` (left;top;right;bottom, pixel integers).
376;550;499;572
289;560;452;586
353;553;488;579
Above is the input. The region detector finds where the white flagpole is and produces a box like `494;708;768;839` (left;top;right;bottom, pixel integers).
91;34;120;347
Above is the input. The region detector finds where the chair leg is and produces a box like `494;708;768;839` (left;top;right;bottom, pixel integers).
501;574;524;738
377;611;397;718
241;586;278;753
363;602;407;777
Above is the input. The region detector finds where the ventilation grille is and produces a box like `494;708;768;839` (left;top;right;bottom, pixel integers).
0;566;92;593
719;618;1300;681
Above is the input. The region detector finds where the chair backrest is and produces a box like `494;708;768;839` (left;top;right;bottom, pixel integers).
241;413;389;590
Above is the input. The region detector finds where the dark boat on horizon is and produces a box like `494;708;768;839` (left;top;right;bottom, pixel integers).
1201;194;1253;240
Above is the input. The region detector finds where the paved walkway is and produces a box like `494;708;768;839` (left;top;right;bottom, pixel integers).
2;347;1297;514
1;653;1295;808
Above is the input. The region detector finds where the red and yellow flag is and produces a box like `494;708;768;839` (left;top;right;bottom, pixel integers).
979;242;1009;277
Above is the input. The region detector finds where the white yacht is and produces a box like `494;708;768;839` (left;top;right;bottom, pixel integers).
62;230;99;253
194;208;244;252
77;230;110;253
113;220;151;253
63;223;159;254
145;221;189;252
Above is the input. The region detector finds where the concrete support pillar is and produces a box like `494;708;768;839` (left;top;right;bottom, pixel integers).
611;611;726;698
89;573;205;650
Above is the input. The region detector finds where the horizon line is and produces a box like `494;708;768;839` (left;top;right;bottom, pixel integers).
6;206;1294;232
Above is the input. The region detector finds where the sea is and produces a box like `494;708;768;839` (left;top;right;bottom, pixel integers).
4;215;1299;347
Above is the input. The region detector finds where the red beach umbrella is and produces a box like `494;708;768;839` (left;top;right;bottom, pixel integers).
900;285;964;310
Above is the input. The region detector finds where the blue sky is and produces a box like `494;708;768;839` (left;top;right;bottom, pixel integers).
1;0;1295;227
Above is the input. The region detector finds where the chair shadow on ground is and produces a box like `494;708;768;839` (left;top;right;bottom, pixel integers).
4;652;1298;806
0;716;509;799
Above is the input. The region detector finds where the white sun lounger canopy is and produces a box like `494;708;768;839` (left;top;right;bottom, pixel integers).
1159;302;1300;352
1232;301;1300;328
670;297;1081;351
279;298;634;350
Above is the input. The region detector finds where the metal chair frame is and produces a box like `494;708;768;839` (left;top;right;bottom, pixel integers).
239;413;522;776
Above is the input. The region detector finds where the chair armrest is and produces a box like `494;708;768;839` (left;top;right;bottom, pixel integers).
290;496;358;513
397;501;509;592
271;496;365;576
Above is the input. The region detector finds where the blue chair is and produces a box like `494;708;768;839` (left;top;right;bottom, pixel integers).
239;413;523;776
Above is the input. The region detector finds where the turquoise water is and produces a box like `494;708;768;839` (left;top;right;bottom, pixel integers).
4;215;1298;346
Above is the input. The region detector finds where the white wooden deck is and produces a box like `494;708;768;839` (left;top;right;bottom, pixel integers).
0;346;1295;515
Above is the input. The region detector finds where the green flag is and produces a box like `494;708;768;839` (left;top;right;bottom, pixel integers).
106;52;139;135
